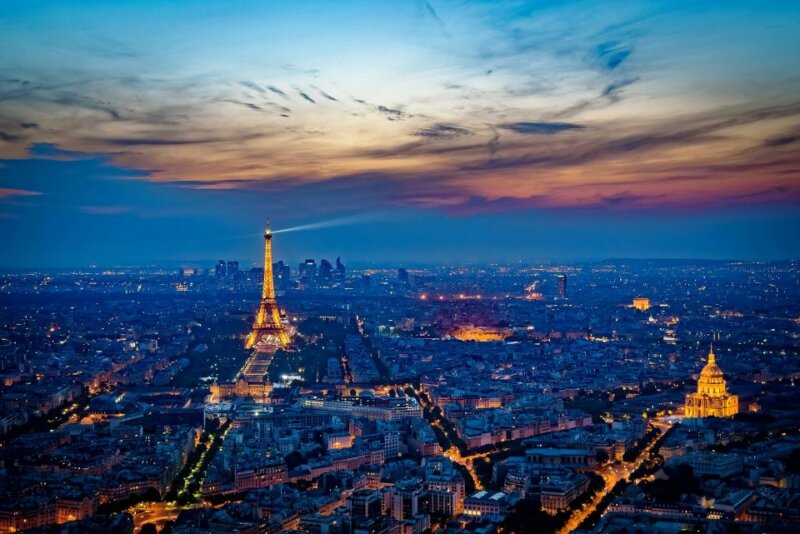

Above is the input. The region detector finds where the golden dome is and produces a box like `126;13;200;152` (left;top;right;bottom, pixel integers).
699;344;725;383
685;343;738;418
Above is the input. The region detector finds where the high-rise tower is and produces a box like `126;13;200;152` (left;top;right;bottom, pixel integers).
557;274;567;299
245;222;291;351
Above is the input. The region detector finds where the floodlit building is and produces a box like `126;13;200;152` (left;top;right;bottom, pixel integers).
684;345;739;418
539;473;590;514
463;490;508;517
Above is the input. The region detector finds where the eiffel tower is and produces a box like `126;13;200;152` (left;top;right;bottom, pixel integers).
245;221;291;351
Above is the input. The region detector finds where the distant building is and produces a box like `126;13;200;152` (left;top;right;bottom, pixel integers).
429;488;459;517
684;345;739;418
335;256;346;281
451;326;512;342
319;259;333;280
525;448;596;471
300;259;317;282
540;472;590;514
273;260;291;289
427;471;465;516
300;395;422;420
666;451;743;478
325;430;354;450
349;489;383;519
226;260;239;277
211;376;272;403
390;478;422;521
464;490;508;517
557;274;567;299
632;297;650;311
398;268;409;284
300;513;342;534
215;260;226;277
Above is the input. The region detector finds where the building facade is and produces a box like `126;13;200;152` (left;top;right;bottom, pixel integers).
684;345;738;418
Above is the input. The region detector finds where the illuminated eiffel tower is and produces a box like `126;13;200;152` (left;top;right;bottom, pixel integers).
245;221;291;351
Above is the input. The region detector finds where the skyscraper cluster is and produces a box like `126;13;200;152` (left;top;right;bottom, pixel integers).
299;257;346;285
215;260;239;278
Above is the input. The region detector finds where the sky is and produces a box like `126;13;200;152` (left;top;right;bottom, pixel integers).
1;0;799;268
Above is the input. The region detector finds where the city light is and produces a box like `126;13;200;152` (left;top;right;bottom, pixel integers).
1;2;797;532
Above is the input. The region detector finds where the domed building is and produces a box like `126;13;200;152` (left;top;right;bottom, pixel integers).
684;345;738;418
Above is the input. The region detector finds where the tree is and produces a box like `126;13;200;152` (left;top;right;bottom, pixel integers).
501;499;566;534
786;447;800;473
285;450;305;470
640;463;700;503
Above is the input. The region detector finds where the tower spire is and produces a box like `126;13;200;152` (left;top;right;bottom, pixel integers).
708;342;715;365
245;220;290;350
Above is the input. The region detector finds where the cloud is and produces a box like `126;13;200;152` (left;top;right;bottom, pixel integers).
0;78;31;86
377;105;408;120
414;123;471;139
424;1;445;27
499;121;584;134
84;37;140;60
0;2;798;224
281;64;320;76
350;98;411;120
601;77;639;102
80;205;131;215
267;86;289;98
1;1;799;264
595;40;633;70
600;191;665;207
98;132;269;146
296;89;316;104
762;133;799;147
221;98;290;114
222;99;267;112
51;93;122;120
28;143;98;160
419;0;450;38
313;87;339;102
552;77;639;119
470;100;800;173
240;81;266;93
0;187;40;199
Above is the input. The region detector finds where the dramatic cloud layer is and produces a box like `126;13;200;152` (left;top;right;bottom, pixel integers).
1;1;799;265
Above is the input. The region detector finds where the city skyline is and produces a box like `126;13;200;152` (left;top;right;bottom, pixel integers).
2;1;800;266
2;4;800;534
2;254;798;533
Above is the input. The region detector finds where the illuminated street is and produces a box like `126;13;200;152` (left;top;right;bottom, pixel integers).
556;420;674;534
2;8;799;521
